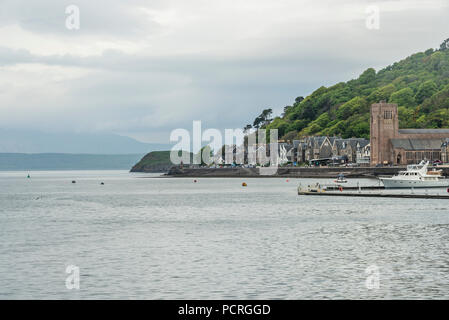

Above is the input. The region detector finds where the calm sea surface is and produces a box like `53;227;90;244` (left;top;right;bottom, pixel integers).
1;170;449;299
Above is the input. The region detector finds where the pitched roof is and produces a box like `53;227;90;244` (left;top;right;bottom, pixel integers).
398;129;449;134
332;138;369;150
346;138;369;149
391;138;444;150
312;136;326;147
326;136;339;146
333;139;346;150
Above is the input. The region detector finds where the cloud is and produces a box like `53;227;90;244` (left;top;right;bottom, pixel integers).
0;0;448;143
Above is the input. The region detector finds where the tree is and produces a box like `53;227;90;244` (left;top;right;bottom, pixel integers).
425;48;434;56
336;97;368;120
440;38;449;51
261;108;273;124
314;112;330;128
295;96;304;104
358;68;376;84
253;108;273;129
266;117;289;137
287;119;308;132
282;130;298;142
390;88;416;107
243;124;252;134
253;116;263;129
368;84;396;103
398;106;415;128
415;80;437;104
351;122;370;139
304;123;321;135
282;105;292;117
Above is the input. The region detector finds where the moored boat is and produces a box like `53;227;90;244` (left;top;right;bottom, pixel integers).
334;173;348;184
380;161;448;189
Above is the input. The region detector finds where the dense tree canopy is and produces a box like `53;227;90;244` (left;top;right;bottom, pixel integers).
248;42;449;140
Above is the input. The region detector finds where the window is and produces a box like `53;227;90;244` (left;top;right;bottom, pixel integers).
384;110;393;119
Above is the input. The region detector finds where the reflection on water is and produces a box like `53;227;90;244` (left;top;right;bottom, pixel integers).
0;171;449;299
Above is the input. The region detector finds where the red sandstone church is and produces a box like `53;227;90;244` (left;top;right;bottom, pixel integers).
370;102;449;165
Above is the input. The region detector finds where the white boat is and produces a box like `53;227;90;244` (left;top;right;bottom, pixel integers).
334;173;348;184
380;161;448;189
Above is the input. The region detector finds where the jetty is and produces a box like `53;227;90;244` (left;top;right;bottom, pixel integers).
298;184;449;199
298;190;449;199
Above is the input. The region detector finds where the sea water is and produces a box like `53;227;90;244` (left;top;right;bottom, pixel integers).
1;170;449;299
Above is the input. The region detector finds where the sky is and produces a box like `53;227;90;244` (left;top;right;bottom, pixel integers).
0;0;449;144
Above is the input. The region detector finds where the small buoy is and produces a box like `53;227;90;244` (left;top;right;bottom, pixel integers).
447;188;449;194
27;174;30;179
194;179;198;183
339;186;343;192
101;182;104;185
242;182;247;187
72;180;76;184
286;179;289;182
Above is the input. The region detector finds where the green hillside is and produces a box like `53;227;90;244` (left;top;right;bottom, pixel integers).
252;39;449;140
131;151;197;172
131;151;173;172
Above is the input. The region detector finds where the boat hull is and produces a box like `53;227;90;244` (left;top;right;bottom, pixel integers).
380;178;449;189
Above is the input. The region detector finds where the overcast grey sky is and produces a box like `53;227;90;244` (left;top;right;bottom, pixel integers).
0;0;448;143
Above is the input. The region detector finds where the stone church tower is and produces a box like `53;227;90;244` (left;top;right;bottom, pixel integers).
370;102;399;165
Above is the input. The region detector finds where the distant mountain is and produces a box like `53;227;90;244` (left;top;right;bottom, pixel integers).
0;153;145;171
0;129;171;154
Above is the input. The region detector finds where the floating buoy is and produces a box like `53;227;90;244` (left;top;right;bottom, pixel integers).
101;182;104;185
27;174;30;179
286;179;289;182
72;180;76;184
242;182;247;187
194;179;198;183
339;186;343;192
447;188;449;194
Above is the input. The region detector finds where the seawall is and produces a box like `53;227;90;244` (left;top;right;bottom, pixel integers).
165;166;449;178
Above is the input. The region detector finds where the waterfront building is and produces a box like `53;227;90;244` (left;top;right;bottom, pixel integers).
332;138;369;163
356;143;371;165
370;102;449;165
